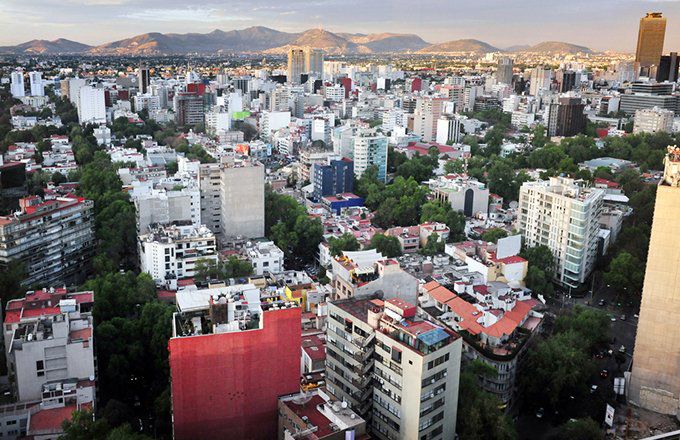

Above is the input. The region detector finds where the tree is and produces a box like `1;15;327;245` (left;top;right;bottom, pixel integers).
61;410;110;440
457;362;517;440
521;245;554;277
395;154;436;182
420;201;466;242
551;418;602;440
444;159;465;174
525;266;554;297
531;124;548;148
481;228;508;244
0;261;26;304
603;251;644;295
421;232;444;256
328;233;361;256
555;306;611;351
369;234;402;258
487;160;520;202
354;165;385;199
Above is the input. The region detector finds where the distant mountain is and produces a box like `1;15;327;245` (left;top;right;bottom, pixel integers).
88;27;298;55
521;41;592;54
341;33;429;52
0;38;91;54
418;39;499;54
264;29;363;55
502;44;530;52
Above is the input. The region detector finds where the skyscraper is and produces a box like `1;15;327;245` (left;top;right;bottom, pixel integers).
138;63;150;94
28;71;44;97
496;57;514;85
656;52;679;83
629;147;680;415
287;48;305;84
546;96;587;137
10;71;24;98
635;12;666;70
305;48;324;78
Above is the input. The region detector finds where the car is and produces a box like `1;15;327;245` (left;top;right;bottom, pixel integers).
619;345;626;353
595;352;604;359
535;407;545;418
590;384;598;393
620;314;626;321
600;369;609;378
633;314;639;319
610;316;617;322
598;299;606;306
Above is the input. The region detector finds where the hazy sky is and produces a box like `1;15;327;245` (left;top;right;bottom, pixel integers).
2;0;680;52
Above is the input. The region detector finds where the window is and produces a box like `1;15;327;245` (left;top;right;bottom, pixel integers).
427;353;450;370
391;348;402;364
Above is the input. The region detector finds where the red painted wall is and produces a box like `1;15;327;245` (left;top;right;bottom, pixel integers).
169;307;301;440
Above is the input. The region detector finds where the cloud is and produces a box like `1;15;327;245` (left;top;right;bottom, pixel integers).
122;8;249;22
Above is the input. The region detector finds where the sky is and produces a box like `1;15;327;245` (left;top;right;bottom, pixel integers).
2;0;680;52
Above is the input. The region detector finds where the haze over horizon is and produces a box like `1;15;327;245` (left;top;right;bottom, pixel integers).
2;0;680;52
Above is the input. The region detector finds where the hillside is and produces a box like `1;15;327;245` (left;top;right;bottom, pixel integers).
522;41;592;54
418;39;499;54
0;39;91;54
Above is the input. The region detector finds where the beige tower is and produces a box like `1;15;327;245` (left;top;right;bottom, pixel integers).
635;12;666;68
629;146;680;416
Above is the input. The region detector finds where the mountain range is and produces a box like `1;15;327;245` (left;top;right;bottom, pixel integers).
0;27;594;56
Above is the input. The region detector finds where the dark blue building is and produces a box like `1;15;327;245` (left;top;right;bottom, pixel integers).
312;158;354;202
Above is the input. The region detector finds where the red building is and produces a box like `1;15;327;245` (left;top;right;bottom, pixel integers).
340;77;352;98
169;293;301;440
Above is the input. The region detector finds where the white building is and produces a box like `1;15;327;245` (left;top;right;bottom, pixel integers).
10;71;24;98
199;163;222;234
133;93;161;113
436;116;461;145
324;84;345;102
260;111;291;141
93;125;111;146
3;288;95;402
245;240;285;275
67;78;86;105
132;181;201;234
28;72;44;97
518;177;604;288
529;67;552;96
429;174;490;217
633;107;674;134
78;86;106;125
205;110;231;136
220;156;265;239
139;223;217;285
413;97;447;142
350;130;389;182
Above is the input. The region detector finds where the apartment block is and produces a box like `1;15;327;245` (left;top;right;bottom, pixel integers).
325;296;462;440
517;177;604;288
633;106;674;134
0;196;95;287
4;288;95;403
220;156;265;239
349;130;388;182
169;285;301;440
139;223;217;286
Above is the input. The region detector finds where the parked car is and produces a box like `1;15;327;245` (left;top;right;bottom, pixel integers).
619;345;626;353
620;314;626;321
598;299;606;306
600;369;609;378
535;407;545;418
590;385;598;393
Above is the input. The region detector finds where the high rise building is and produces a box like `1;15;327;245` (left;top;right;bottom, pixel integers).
10;71;25;98
518;177;604;288
529;67;552;96
138;63;150;94
4;288;95;402
325;296;462;439
78;86;106;125
287;48;305;85
557;70;577;93
633;107;674;134
435;115;462;145
174;92;204;127
413;97;447;143
305;48;324;78
349;130;389;182
132;182;201;234
630;147;680;415
619;83;679;115
220;156;265;239
198;163;222;234
546;96;587;137
635;12;666;69
496;57;514;85
0;195;95;287
312;157;354;202
28;71;44;97
656;52;679;82
169;286;301;440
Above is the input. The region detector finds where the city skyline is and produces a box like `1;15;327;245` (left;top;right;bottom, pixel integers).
2;0;680;52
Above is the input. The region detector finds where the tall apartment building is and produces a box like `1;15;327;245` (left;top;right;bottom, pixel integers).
435;116;461;145
288;47;324;84
198;163;222;234
133;94;160;113
174;92;204;127
349;130;389;182
496;57;514;85
517;177;604;288
138;63;150;94
0;196;95;287
132;183;201;234
28;72;44;97
77;86;106;125
4;288;95;402
413;97;447;143
529;67;552;96
220;156;265;239
546;96;586;137
326;296;462;439
10;71;24;98
169;286;301;440
633;107;674;134
312;158;354;202
630;147;680;415
139;223;217;285
636;12;666;69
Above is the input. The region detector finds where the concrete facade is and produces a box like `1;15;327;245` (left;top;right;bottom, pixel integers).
220;156;265;239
